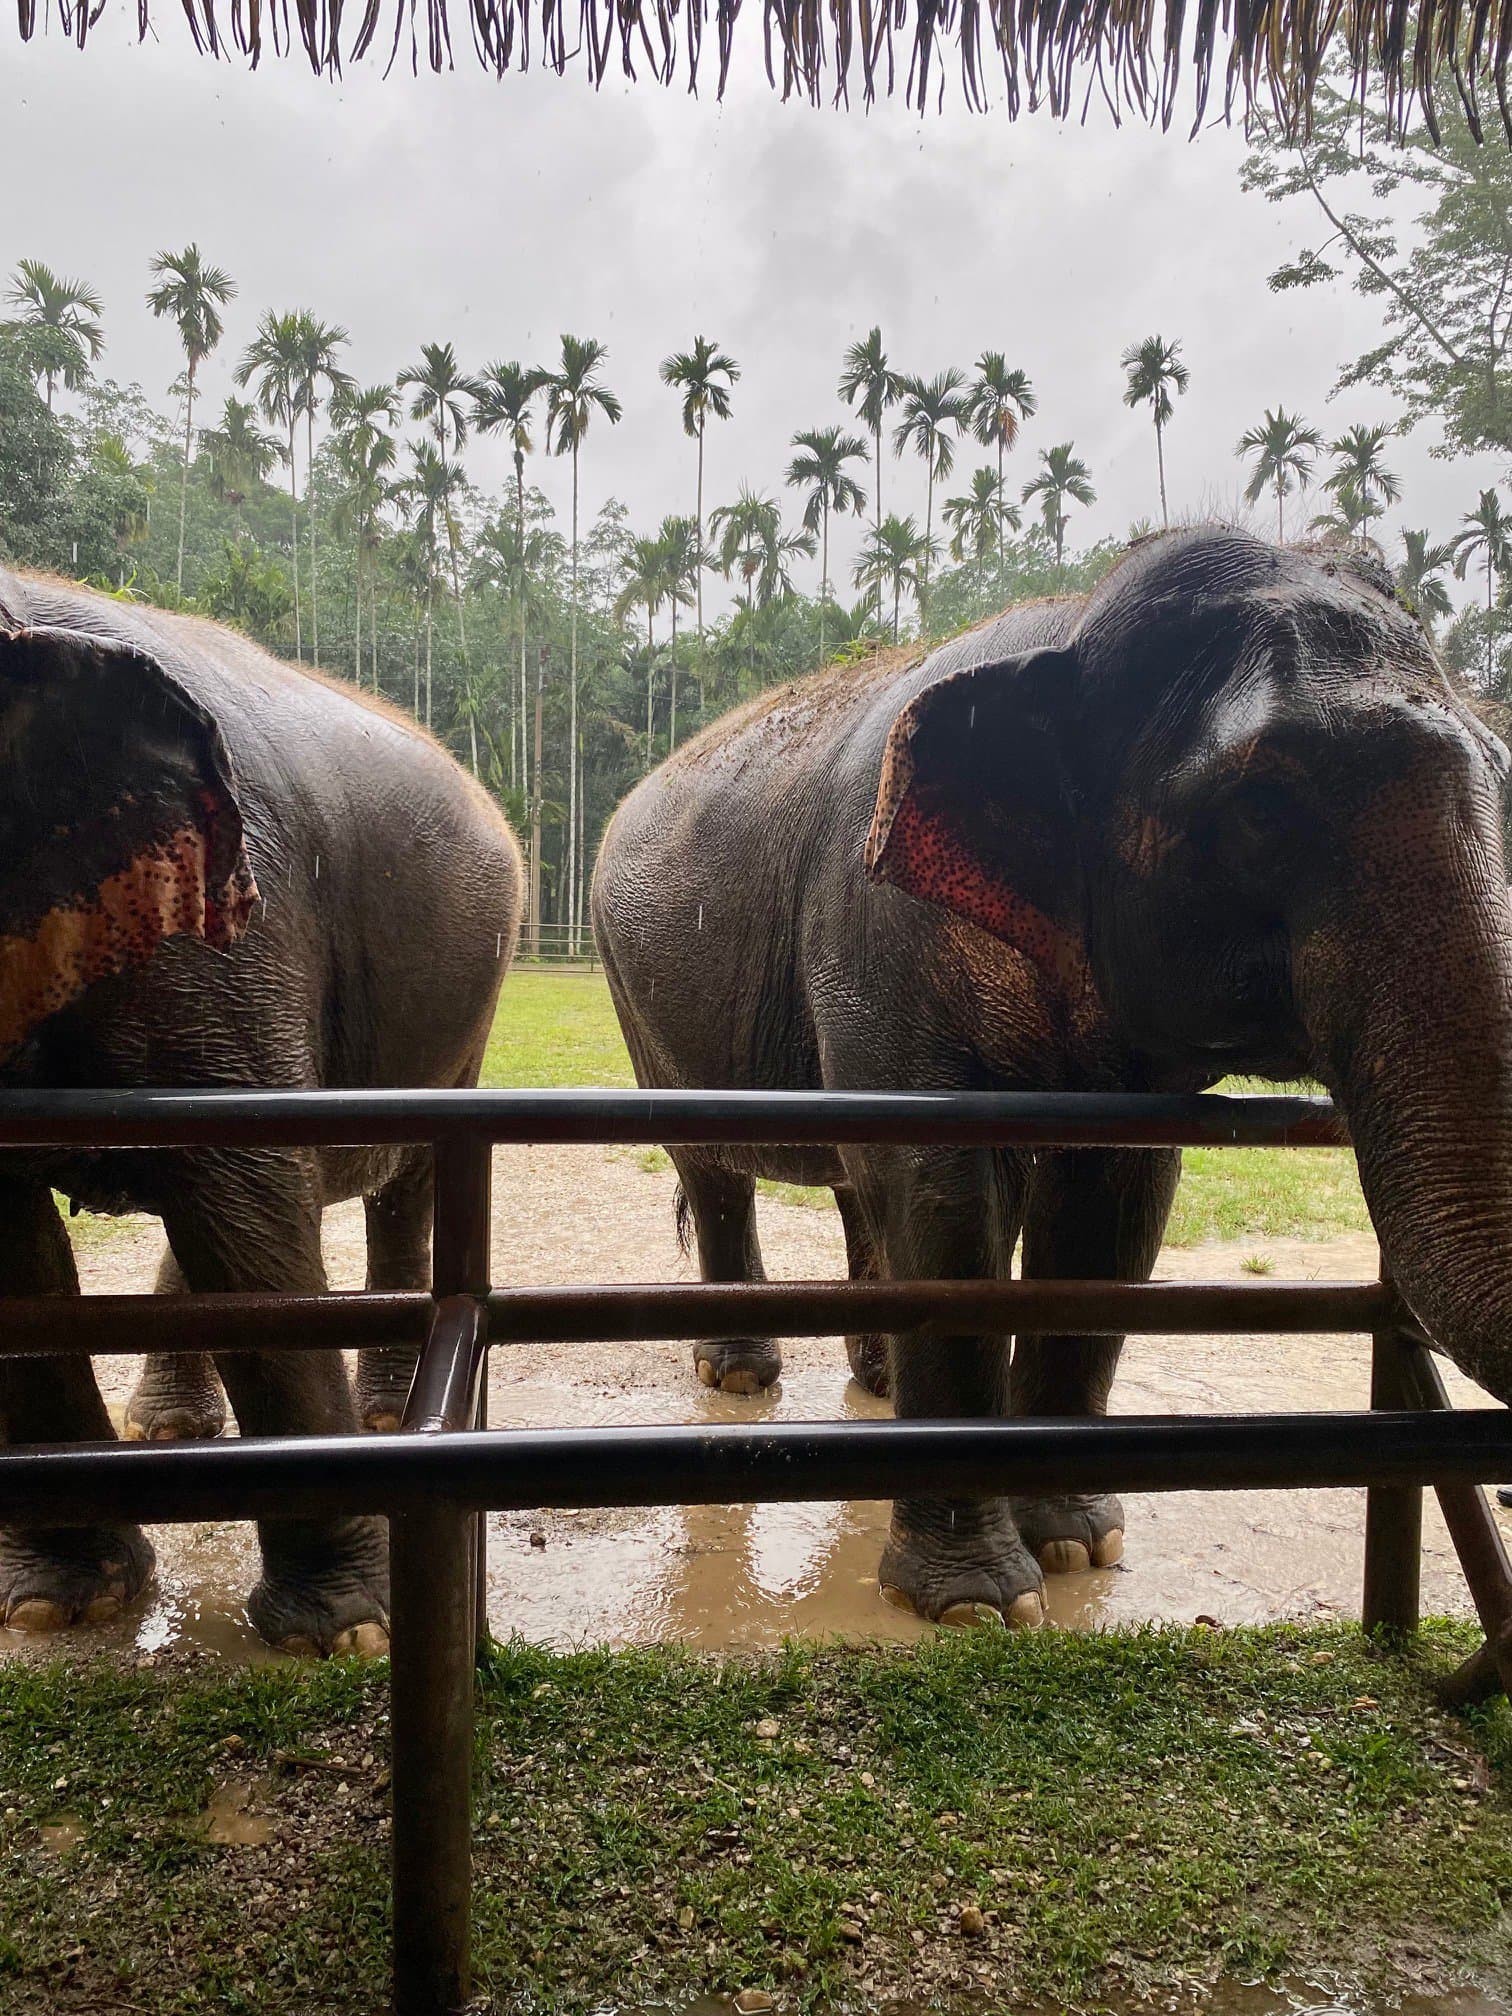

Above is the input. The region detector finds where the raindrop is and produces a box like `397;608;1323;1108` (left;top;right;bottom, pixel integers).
314;855;321;880
697;904;704;932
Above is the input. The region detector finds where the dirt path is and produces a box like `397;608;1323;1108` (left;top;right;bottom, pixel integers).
9;1144;1503;1663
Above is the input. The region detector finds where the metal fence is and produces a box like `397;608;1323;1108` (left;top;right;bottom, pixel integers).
2;1085;1511;2016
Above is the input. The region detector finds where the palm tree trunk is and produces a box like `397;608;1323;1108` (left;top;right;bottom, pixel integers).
892;576;900;644
568;443;580;956
176;359;195;594
307;408;320;668
1156;417;1168;528
516;457;527;796
353;544;363;685
645;605;655;766
1489;551;1496;687
819;502;829;663
1277;475;1285;545
695;419;705;716
669;599;679;751
924;462;934;608
997;438;1005;583
425;583;434;729
370;565;380;693
874;419;884;626
288;420;303;661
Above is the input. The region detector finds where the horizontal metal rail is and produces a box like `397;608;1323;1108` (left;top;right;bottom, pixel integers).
3;1411;1510;1527
0;1085;1347;1149
0;1277;1400;1354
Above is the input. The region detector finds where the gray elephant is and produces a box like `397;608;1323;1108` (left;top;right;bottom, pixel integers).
0;568;521;1654
592;527;1512;1629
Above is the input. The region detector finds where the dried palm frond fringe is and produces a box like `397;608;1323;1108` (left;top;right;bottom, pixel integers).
13;0;1512;138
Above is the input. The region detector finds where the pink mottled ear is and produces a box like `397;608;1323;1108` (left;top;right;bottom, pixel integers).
0;630;258;1060
865;648;1086;989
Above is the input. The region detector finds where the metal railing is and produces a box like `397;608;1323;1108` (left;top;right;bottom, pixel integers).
1;1085;1511;2016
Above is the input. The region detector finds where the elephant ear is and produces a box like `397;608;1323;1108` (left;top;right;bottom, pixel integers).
0;623;259;1061
865;646;1086;989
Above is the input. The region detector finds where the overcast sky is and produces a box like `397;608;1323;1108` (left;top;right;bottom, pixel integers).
1;19;1504;610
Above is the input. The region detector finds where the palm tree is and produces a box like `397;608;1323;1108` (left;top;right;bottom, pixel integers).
709;489;815;613
838;328;904;613
474;361;550;790
659;337;739;711
784;425;869;660
146;245;237;591
331;383;399;688
892;370;964;605
401;442;467;737
615;533;673;765
293;314;352;667
546;335;623;948
656;514;699;751
1309;481;1385;544
963;354;1036;572
201;396;283;535
1121;335;1189;528
943;465;1020;602
400;341;483;663
854;513;933;643
472;513;565;819
1236;407;1324;543
237;311;307;656
1451;488;1512;686
1325;423;1403;520
1397;529;1456;636
1022;442;1096;581
5;260;104;409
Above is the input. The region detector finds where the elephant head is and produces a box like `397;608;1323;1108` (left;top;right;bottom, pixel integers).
0;569;258;1063
867;527;1512;1401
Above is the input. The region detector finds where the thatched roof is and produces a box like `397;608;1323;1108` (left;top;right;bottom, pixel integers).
16;0;1512;138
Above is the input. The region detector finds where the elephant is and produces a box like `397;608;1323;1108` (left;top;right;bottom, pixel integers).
592;525;1512;1630
0;567;521;1654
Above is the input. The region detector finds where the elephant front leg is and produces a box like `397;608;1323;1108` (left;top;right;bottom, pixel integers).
0;1182;155;1630
673;1153;781;1394
836;1186;888;1398
1011;1147;1180;1574
164;1152;390;1657
354;1153;434;1433
124;1248;228;1442
856;1148;1044;1629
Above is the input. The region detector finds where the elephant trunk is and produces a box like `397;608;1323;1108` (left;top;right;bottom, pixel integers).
1295;805;1512;1402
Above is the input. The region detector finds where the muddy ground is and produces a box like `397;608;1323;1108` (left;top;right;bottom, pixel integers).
4;1142;1504;1663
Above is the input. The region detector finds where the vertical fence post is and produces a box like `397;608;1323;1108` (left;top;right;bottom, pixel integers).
1362;1262;1422;1639
390;1134;493;2016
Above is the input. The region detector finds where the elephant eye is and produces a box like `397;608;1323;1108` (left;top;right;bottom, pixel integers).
1222;774;1294;845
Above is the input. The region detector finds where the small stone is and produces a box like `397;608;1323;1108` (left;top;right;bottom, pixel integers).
677;1906;695;1931
221;1735;245;1754
859;1771;875;1790
529;1531;547;1550
734;1993;774;2014
1311;1650;1335;1665
754;1718;780;1740
1351;1696;1379;1712
959;1904;986;1938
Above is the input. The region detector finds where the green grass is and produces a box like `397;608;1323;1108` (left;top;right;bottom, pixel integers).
481;968;635;1090
1;1625;1509;2013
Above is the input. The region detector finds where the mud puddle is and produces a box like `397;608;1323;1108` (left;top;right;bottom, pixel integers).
3;1145;1506;1664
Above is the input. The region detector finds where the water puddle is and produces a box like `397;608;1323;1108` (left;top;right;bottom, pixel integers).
203;1780;273;1847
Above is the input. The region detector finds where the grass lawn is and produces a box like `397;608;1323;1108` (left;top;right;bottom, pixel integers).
487;971;1369;1249
1;1625;1508;2014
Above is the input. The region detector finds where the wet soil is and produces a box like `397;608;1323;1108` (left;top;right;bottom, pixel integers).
5;1143;1505;1663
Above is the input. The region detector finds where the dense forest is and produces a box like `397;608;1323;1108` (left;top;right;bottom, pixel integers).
4;82;1512;942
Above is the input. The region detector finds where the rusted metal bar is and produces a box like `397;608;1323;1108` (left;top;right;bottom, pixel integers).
403;1297;489;1436
3;1410;1511;1528
1362;1290;1422;1637
387;1136;495;2016
1401;1341;1512;1640
0;1276;1396;1357
0;1290;428;1356
0;1085;1348;1151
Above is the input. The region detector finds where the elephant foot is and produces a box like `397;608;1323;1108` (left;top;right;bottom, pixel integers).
845;1332;889;1399
694;1337;781;1396
0;1524;155;1631
123;1355;227;1442
250;1517;391;1658
878;1497;1045;1629
1013;1492;1126;1574
356;1346;420;1434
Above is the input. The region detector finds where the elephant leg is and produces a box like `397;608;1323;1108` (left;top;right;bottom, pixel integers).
1011;1147;1181;1574
162;1149;388;1657
674;1153;780;1395
837;1185;888;1398
355;1151;435;1433
855;1146;1044;1629
123;1248;229;1443
0;1180;155;1630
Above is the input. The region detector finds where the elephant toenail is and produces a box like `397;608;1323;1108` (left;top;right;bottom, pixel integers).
721;1369;761;1396
333;1622;390;1657
938;1601;992;1629
1091;1530;1125;1568
277;1634;322;1658
151;1425;183;1442
364;1413;402;1435
1039;1539;1091;1575
121;1421;147;1443
85;1594;123;1624
7;1599;69;1633
880;1585;917;1615
696;1359;718;1388
1006;1592;1046;1631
